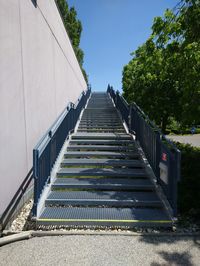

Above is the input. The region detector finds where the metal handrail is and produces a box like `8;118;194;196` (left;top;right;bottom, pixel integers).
32;88;91;216
0;168;33;231
107;86;181;216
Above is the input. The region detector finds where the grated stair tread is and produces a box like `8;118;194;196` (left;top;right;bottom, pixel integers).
64;151;140;158
57;167;147;178
72;133;132;140
61;158;143;167
52;177;154;190
67;145;136;151
38;207;172;227
46;191;162;207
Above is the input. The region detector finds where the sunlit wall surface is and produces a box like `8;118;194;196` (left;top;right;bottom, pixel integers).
0;0;87;216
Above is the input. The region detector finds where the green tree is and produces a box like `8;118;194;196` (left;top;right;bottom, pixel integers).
56;0;88;84
122;0;200;132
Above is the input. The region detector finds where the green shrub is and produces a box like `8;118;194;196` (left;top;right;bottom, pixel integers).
175;142;200;223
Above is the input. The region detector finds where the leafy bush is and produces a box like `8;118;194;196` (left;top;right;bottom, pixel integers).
175;142;200;223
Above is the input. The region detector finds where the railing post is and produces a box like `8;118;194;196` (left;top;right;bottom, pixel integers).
135;111;140;142
128;105;132;132
70;102;75;129
171;149;181;216
116;90;120;108
155;130;161;182
32;149;39;217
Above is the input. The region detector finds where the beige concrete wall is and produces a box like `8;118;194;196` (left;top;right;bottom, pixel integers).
0;0;87;215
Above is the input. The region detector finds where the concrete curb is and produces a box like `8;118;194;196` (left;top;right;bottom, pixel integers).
1;230;200;247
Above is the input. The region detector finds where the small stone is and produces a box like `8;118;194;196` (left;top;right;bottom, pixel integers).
172;225;176;232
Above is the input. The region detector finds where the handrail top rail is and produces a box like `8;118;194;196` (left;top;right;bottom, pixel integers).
34;89;89;154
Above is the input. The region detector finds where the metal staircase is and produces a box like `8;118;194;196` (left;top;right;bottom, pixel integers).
36;92;172;228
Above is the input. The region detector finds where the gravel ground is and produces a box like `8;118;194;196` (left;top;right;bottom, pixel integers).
0;235;200;266
10;200;34;231
168;134;200;148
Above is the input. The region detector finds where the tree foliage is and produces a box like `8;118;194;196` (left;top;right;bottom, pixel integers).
56;0;88;83
122;0;200;132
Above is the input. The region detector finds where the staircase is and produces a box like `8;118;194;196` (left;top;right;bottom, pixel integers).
37;92;172;228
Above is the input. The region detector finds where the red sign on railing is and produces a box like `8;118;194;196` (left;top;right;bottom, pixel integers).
162;152;167;162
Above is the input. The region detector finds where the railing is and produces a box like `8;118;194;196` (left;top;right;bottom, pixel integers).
0;168;33;231
108;87;181;216
32;88;91;216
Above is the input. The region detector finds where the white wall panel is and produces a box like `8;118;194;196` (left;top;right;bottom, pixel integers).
0;0;87;215
38;0;86;90
20;0;57;168
0;0;28;215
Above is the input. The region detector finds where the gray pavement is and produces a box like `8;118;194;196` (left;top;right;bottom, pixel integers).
0;235;200;266
168;134;200;148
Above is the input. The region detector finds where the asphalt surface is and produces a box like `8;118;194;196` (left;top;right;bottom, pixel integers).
168;134;200;148
0;235;200;266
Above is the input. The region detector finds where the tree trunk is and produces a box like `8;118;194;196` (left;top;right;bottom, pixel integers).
161;115;168;134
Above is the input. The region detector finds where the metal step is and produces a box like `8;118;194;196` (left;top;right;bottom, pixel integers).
52;178;154;190
84;110;118;113
80;122;122;125
81;115;119;117
67;145;136;151
61;158;143;168
82;113;118;115
72;133;132;140
81;118;120;121
57;167;147;178
80;119;121;122
46;191;162;207
81;113;119;115
38;207;172;227
79;121;123;125
78;125;124;129
84;107;116;109
69;139;135;145
79;121;122;124
64;151;140;159
77;129;126;133
82;115;119;118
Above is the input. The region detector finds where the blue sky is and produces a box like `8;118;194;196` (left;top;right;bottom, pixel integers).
68;0;177;91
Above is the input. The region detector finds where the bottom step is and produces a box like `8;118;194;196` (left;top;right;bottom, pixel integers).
38;207;172;228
